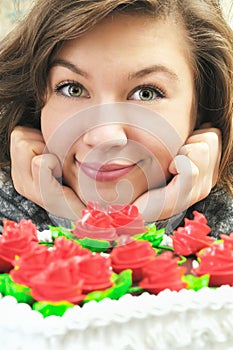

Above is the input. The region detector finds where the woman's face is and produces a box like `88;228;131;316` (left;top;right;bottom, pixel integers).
41;14;196;206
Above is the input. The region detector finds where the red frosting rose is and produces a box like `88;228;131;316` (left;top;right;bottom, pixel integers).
172;211;214;256
193;241;233;287
219;232;233;250
73;202;146;241
106;204;147;235
76;254;113;293
0;219;38;272
10;244;51;287
30;258;85;303
11;237;92;287
30;253;113;303
110;239;156;281
52;237;92;259
11;235;113;302
139;251;187;294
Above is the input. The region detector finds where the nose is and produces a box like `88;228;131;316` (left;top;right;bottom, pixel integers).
83;124;127;149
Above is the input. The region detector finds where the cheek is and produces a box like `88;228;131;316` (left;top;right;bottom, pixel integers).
150;142;173;183
41;104;71;150
129;126;179;165
40;95;74;141
166;108;194;141
40;107;55;143
62;156;76;184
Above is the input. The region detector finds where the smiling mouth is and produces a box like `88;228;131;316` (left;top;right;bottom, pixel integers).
78;162;136;182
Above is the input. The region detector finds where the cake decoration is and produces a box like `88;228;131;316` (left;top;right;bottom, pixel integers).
72;202;147;241
0;203;233;349
0;202;232;321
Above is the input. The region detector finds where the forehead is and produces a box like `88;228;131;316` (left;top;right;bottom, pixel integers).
56;14;192;68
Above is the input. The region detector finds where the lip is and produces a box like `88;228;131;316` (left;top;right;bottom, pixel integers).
78;161;136;182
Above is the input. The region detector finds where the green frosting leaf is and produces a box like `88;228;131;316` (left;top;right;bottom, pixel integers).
182;274;210;291
84;269;133;303
133;224;166;248
128;285;144;294
177;255;187;265
33;301;74;317
0;273;7;293
0;274;34;303
77;237;111;252
48;225;75;240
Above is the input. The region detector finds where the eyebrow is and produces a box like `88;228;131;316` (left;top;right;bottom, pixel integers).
128;65;179;81
49;59;89;78
50;59;179;81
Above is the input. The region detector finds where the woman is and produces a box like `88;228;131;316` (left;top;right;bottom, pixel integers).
0;0;232;236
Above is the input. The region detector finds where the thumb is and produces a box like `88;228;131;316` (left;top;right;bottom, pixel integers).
32;154;84;219
134;155;195;222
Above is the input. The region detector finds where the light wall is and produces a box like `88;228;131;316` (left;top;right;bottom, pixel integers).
0;0;232;39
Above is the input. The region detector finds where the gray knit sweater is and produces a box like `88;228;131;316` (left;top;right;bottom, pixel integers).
0;170;232;238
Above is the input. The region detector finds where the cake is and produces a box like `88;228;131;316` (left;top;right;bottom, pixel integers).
0;202;233;350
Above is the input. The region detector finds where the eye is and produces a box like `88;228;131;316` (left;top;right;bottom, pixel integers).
129;85;165;102
55;81;89;98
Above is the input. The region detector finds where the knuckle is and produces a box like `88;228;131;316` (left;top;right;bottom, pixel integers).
31;155;42;167
11;177;25;196
10;126;25;141
199;186;211;200
197;141;209;156
201;130;222;148
206;130;221;144
191;163;200;179
10;135;29;153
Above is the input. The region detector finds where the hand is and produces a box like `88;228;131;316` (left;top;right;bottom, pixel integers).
134;126;222;222
10;126;85;219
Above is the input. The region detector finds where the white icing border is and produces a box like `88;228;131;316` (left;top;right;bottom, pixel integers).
1;286;233;350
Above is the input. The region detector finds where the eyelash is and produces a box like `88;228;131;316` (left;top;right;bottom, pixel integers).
129;84;166;101
54;80;166;101
54;80;88;98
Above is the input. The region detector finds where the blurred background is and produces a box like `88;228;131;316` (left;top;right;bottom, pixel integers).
0;0;232;40
0;0;32;39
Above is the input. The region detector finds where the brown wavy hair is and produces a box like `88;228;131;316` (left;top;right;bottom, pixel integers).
0;0;232;192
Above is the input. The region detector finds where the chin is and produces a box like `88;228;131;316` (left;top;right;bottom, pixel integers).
79;187;142;206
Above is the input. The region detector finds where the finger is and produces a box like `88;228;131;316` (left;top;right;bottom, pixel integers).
134;155;197;222
31;153;62;180
178;141;210;176
10;126;44;150
31;154;84;219
183;129;221;186
10;127;45;180
31;154;62;205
